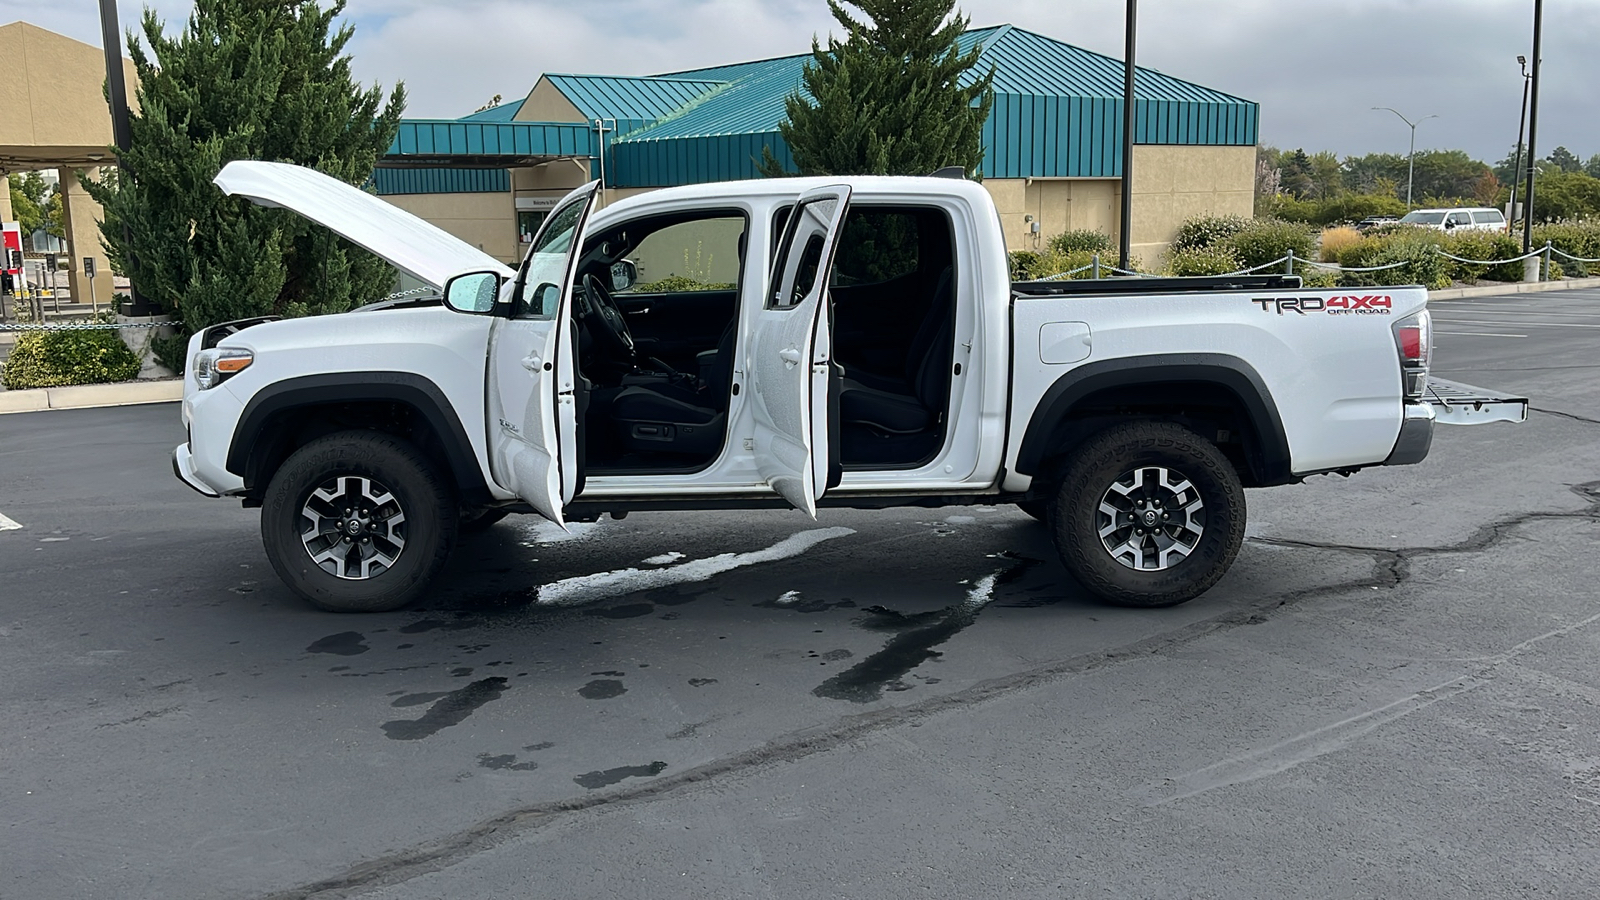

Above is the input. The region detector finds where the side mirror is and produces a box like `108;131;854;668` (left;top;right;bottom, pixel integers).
443;271;503;315
610;259;638;292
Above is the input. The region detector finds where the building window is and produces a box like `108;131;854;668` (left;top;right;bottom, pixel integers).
518;211;550;244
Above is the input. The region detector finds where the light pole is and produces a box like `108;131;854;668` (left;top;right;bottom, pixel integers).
1507;55;1531;234
1118;0;1137;273
1372;107;1439;207
1522;0;1544;254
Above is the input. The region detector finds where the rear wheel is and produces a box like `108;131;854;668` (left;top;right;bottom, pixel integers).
261;431;458;612
1051;421;1244;608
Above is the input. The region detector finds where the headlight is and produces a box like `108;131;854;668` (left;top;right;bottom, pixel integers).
192;347;254;390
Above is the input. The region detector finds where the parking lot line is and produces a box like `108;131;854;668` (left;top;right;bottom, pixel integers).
0;513;21;532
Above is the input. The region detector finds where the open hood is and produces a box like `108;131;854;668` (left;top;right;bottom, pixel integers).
214;161;515;290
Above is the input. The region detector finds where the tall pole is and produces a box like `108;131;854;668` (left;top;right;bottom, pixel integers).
1522;0;1544;254
98;0;156;315
1508;57;1530;233
1372;107;1438;208
1118;0;1136;273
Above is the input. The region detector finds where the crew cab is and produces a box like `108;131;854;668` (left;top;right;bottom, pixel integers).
173;161;1527;613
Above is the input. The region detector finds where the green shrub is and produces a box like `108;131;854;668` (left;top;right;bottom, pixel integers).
1336;231;1449;290
1;327;143;390
1441;231;1524;284
152;334;188;375
1222;218;1318;271
631;275;735;293
1008;250;1041;281
1167;244;1242;277
1171;215;1249;252
1046;229;1111;255
1533;221;1600;277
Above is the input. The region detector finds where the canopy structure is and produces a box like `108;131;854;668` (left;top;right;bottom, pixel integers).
0;21;138;309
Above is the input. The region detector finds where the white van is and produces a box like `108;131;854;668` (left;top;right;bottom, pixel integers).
1398;207;1507;233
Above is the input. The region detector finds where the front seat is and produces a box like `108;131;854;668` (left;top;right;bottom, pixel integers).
607;318;737;460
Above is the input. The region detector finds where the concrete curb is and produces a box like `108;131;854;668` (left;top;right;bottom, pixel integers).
0;379;183;415
1429;276;1600;301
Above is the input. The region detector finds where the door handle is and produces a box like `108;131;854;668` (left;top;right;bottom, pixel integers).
521;355;544;372
778;347;803;366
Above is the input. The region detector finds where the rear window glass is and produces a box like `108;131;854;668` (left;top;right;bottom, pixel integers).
1400;211;1446;225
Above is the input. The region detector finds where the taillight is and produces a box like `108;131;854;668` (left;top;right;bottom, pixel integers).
1393;310;1431;400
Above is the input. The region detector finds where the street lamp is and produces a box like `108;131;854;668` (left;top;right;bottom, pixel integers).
1371;107;1439;207
1507;55;1531;234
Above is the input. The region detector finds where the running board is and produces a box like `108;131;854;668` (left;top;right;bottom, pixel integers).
1426;378;1528;425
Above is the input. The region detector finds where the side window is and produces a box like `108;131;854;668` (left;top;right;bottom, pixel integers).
619;216;744;293
832;211;920;286
1471;209;1505;226
768;196;841;310
513;195;586;319
1446;212;1472;228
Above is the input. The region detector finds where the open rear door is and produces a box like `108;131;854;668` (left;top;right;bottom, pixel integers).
485;182;599;528
749;185;852;516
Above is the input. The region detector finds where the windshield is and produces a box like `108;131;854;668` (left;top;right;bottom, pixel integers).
1400;211;1447;225
513;195;588;319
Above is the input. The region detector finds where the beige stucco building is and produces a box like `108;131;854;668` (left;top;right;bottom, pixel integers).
1;21;139;309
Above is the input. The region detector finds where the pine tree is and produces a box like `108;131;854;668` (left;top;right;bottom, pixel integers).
761;0;994;178
84;0;405;332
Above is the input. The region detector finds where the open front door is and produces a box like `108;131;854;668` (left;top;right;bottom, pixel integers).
486;182;599;528
749;185;852;516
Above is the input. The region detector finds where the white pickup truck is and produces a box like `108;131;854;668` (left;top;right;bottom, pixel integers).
173;161;1526;613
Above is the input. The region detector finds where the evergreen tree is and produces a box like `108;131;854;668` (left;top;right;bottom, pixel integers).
1547;146;1582;173
1586;154;1600;179
7;174;45;236
761;0;994;178
85;0;405;331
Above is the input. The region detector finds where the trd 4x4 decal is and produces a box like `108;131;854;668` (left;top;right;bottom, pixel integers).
1252;295;1393;316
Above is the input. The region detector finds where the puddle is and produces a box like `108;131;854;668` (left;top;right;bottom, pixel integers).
306;632;368;656
477;753;538;772
398;618;476;634
380;677;509;740
578;679;626;700
573;761;668;790
585;603;655;619
815;554;1042;703
390;691;450;708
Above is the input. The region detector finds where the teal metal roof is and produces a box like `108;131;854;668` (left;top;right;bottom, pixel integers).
372;167;509;195
543;74;726;137
384;23;1258;189
387;119;594;163
459;102;522;123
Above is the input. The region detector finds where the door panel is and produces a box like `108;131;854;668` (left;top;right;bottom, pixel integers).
486;182;598;527
749;185;852;515
612;289;737;371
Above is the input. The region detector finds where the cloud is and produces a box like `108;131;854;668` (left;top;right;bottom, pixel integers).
5;0;1597;162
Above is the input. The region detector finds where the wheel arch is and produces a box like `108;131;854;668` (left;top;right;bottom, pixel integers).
1015;354;1293;488
226;372;492;505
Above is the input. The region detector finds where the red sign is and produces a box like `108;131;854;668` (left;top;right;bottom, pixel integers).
2;222;21;276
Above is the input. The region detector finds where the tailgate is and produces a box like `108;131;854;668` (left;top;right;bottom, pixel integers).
1426;378;1528;425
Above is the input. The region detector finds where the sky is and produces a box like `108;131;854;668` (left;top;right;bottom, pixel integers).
6;0;1598;166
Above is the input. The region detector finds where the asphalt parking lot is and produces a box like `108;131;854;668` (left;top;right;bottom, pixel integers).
4;288;1599;899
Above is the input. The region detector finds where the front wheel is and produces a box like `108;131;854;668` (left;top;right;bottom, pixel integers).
1051;421;1245;608
261;431;458;613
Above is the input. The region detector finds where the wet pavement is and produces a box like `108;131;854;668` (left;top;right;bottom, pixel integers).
3;289;1599;898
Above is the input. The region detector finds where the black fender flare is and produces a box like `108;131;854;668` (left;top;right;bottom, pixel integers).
226;372;492;503
1014;353;1293;486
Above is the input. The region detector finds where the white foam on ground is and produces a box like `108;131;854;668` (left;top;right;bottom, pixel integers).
520;519;605;545
774;590;802;605
536;527;856;608
944;515;976;525
642;551;686;566
962;572;1000;610
0;513;21;532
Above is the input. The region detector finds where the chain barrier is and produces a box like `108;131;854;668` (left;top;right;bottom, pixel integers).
1434;247;1545;266
1549;246;1600;264
0;321;181;333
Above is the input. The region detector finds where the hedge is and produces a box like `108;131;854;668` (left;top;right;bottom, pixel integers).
2;327;143;390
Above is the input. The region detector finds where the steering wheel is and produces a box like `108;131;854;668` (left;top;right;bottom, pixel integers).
581;272;636;366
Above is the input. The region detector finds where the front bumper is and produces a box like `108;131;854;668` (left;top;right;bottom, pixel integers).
172;444;222;497
1382;402;1435;466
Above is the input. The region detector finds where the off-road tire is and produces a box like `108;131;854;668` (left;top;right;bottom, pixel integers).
261;431;458;613
1052;421;1245;608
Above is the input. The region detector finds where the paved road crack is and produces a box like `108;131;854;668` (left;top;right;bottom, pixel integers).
1532;406;1600;426
258;481;1600;900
